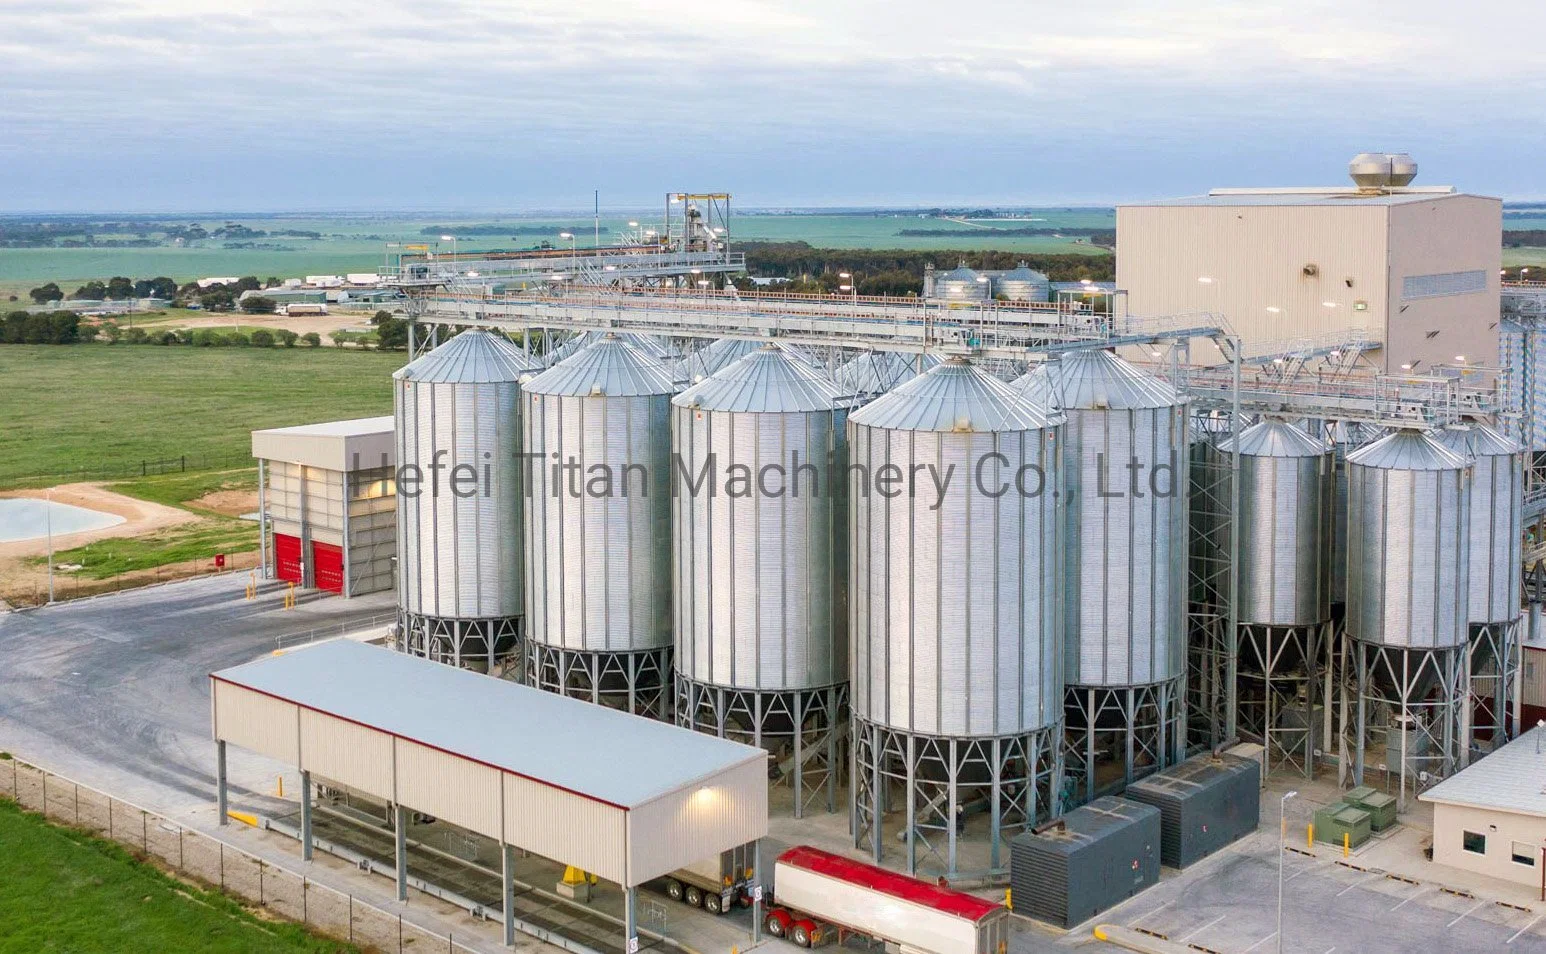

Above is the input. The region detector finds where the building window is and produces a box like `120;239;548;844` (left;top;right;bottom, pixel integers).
1463;831;1487;855
1513;842;1537;867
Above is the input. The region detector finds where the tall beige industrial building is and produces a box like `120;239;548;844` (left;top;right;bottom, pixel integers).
1116;155;1501;373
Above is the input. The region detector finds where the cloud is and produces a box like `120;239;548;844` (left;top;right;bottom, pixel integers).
0;0;1543;208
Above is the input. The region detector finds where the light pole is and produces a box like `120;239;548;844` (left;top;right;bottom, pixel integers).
439;234;457;263
839;272;857;302
1278;790;1298;954
559;232;576;271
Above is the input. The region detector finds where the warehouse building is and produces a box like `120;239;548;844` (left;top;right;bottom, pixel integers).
1117;155;1501;373
1420;724;1546;887
210;640;769;950
251;417;396;596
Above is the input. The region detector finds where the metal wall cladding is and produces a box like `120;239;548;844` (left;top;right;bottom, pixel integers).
523;338;676;652
1029;351;1189;688
1225;420;1332;626
931;264;990;302
1436;424;1523;624
672;350;851;691
395;331;535;622
1122;754;1260;868
1329;422;1381;605
1345;430;1470;649
848;361;1063;737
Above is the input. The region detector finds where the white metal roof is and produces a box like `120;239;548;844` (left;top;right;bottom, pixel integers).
1120;189;1470;209
254;416;395;439
1421;725;1546;818
212;640;765;808
251;416;395;472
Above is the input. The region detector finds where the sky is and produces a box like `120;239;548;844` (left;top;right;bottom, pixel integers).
1;0;1544;212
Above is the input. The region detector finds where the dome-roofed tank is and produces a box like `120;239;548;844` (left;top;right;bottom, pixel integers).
395;329;542;627
522;334;677;655
1329;421;1380;606
832;350;943;396
1222;419;1331;627
930;262;990;302
1018;349;1189;689
993;263;1052;302
1435;422;1522;626
1345;429;1470;651
849;358;1063;737
673;345;851;695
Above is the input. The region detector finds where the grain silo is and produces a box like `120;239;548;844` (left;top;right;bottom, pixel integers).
521;334;677;717
1222;419;1332;778
927;262;990;302
1344;428;1470;808
394;329;541;673
832;350;942;397
1019;349;1189;802
676;337;764;383
672;345;851;816
1436;422;1523;749
993;263;1052;302
849;359;1064;876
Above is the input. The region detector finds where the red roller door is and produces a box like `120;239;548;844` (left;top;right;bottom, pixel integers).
274;533;304;584
312;541;344;594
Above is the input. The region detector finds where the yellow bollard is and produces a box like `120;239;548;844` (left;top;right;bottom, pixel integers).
1005;887;1013;911
1308;823;1314;848
1343;832;1350;857
277;775;284;798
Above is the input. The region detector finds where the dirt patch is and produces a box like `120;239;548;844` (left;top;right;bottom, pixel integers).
0;483;197;559
0;548;260;607
188;489;258;517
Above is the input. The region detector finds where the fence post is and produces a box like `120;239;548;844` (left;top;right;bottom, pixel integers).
179;828;184;869
220;844;225;890
349;896;354;943
142;809;147;852
259;859;264;906
42;771;47;817
399;914;404;954
74;782;79;824
303;877;308;923
109;796;114;839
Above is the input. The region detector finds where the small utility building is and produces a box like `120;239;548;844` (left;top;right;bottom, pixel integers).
251;417;396;596
210;641;768;949
1420;724;1546;887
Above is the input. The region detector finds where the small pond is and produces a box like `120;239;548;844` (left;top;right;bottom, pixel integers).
0;498;126;543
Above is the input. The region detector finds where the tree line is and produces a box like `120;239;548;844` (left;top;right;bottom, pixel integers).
1;310;408;350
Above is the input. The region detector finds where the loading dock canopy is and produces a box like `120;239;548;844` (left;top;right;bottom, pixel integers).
211;641;768;886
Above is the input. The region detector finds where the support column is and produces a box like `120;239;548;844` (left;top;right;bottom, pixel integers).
623;886;638;954
340;471;352;598
216;740;228;825
751;839;763;944
502;843;516;946
395;804;408;901
300;770;313;861
257;459;269;579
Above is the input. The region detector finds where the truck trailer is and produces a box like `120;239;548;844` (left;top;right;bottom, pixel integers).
766;846;1008;954
654;844;754;915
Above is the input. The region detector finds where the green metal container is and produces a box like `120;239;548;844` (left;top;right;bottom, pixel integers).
1314;804;1372;849
1345;785;1378;804
1348;790;1398;831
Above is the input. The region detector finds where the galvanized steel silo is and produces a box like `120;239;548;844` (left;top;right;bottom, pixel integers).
849;358;1064;873
929;263;990;302
521;334;677;716
1018;348;1188;799
676;337;764;383
672;346;851;813
1344;428;1471;808
993;263;1052;302
832;350;942;396
394;329;541;671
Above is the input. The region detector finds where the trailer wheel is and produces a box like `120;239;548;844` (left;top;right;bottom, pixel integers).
664;880;683;902
684;886;703;907
791;920;817;947
764;911;789;938
704;893;724;915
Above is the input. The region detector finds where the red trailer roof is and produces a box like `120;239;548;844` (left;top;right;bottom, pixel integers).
776;846;1004;922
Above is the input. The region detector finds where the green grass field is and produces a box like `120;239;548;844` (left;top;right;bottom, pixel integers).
0;346;402;487
0;796;353;954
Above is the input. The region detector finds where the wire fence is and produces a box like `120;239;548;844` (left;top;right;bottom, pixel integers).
1;551;262;609
0;753;483;954
0;452;255;487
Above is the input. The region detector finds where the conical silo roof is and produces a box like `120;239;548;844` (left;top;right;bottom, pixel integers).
546;331;675;366
676;337;764;382
1221;419;1329;458
937;262;982;283
833;350;942;394
1000;263;1049;283
1434;421;1522;460
849;358;1059;432
1016;348;1182;411
522;333;678;397
1346;428;1468;471
675;344;848;413
392;328;541;383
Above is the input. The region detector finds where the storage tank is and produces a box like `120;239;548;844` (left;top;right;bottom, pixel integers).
521;334;677;715
929;262;990;302
993;263;1051;302
832;350;942;396
1345;429;1470;650
849;359;1064;871
676;337;764;383
394;329;541;670
1328;421;1380;607
1435;423;1523;626
1224;419;1331;627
